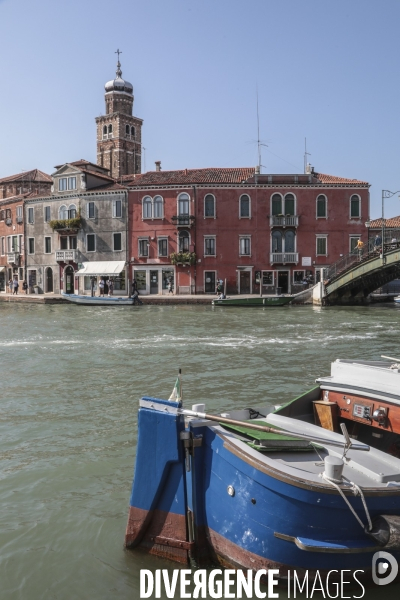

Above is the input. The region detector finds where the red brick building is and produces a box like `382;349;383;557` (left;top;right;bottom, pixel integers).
0;170;52;292
125;166;370;295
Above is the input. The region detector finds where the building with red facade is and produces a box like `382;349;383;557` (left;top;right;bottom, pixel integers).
0;170;52;292
125;166;370;295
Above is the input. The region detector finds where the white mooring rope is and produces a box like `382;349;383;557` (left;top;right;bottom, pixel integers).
322;473;373;532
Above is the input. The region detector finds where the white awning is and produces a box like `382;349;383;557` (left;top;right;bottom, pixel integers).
75;261;126;276
0;266;5;272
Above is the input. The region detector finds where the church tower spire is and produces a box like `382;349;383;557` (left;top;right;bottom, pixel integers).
95;51;143;178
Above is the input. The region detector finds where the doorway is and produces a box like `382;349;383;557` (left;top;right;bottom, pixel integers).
150;270;159;294
65;266;74;294
204;271;216;293
277;271;289;294
46;267;54;293
240;271;251;294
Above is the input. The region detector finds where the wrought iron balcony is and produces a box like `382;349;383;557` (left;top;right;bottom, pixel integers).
269;215;299;227
16;216;23;224
171;215;195;227
270;252;299;264
5;218;12;226
7;252;19;264
56;250;76;262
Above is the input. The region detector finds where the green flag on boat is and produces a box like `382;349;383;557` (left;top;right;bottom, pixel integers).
169;370;182;401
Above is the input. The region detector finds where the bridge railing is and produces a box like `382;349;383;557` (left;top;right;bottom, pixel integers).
324;241;400;284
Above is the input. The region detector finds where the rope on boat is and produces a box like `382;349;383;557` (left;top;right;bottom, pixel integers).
322;473;372;532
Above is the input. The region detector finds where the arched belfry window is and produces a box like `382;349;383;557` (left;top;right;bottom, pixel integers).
108;124;113;135
204;194;215;217
125;125;130;135
103;125;107;139
239;194;250;218
179;230;190;252
131;126;135;137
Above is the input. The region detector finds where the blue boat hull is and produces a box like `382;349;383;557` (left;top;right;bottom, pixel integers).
125;397;400;579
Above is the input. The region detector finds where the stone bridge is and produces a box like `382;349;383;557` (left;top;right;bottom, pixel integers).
323;243;400;305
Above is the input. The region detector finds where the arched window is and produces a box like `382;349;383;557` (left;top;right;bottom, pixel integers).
108;124;113;135
240;194;250;218
68;204;77;218
350;195;361;218
204;194;215;217
271;194;282;216
46;267;53;293
284;194;295;216
59;205;68;219
285;230;295;252
316;195;327;218
153;196;163;219
125;125;130;135
131;126;135;137
142;196;152;219
272;230;282;252
178;193;190;216
179;230;190;252
103;125;107;139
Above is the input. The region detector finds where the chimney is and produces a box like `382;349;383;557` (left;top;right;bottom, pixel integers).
155;161;161;172
255;165;260;175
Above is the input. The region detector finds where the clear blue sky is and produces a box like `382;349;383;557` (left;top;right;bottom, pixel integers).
1;0;400;218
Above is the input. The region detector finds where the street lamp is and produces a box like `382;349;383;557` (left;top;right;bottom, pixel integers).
365;219;371;252
381;190;400;263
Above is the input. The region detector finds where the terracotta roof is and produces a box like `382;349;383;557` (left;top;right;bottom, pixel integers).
0;169;52;184
78;168;114;182
123;167;256;186
90;181;127;191
53;159;109;172
314;172;369;185
370;216;400;228
0;191;40;206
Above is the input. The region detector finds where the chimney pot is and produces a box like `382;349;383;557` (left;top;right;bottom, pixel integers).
155;161;161;172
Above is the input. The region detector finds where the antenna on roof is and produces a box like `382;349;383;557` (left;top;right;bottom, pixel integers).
257;88;261;173
304;138;311;174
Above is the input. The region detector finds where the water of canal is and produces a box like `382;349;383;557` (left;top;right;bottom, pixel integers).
1;301;399;599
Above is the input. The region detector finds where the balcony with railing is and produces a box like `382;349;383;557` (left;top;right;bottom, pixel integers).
7;252;19;264
171;215;195;228
270;252;299;264
5;218;12;226
16;216;23;224
269;215;299;228
56;250;76;262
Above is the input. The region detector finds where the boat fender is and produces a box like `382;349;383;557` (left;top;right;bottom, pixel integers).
367;515;400;549
323;455;344;483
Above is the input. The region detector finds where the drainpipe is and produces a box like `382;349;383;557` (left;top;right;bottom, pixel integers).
192;185;197;294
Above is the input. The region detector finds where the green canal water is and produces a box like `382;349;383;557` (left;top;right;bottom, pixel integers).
1;302;400;599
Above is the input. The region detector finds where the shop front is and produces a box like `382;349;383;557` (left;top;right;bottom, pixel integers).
133;267;175;295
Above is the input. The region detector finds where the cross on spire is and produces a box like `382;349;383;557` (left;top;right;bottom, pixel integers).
115;49;123;77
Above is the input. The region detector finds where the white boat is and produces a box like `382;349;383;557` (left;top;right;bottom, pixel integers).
62;293;135;306
394;295;400;303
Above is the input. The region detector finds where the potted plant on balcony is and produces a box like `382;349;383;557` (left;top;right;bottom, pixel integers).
170;251;196;265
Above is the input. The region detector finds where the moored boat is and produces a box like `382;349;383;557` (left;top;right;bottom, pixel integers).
125;358;400;583
62;292;135;306
212;295;292;307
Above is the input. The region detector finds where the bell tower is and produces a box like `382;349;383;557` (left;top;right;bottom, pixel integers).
96;50;143;178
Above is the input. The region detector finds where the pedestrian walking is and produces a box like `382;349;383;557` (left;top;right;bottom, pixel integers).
13;278;19;295
99;278;105;297
8;279;13;294
167;277;173;294
22;280;28;294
